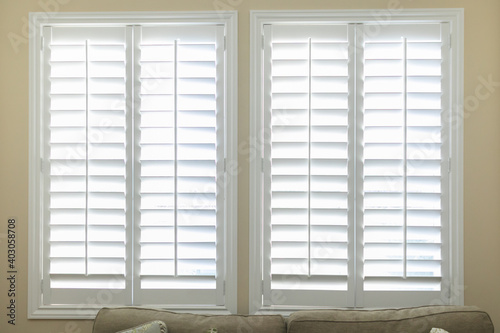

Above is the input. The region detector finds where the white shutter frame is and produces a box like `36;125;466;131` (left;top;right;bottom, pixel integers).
29;11;238;319
249;10;463;314
262;23;273;306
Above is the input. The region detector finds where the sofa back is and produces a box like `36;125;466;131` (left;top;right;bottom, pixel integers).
92;307;286;333
286;306;494;333
93;306;493;333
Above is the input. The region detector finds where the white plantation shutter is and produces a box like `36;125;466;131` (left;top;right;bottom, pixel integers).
358;23;450;306
134;25;225;305
33;15;236;314
260;20;453;308
42;26;132;305
262;24;355;306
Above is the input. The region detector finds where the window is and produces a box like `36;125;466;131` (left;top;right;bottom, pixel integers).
29;12;237;318
249;9;463;312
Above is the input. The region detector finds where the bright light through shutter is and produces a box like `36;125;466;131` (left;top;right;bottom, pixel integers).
260;21;452;308
135;25;225;305
43;26;131;305
32;13;236;315
263;24;355;307
359;23;450;304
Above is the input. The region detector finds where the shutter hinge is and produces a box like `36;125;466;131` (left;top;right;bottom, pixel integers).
41;279;44;291
40;159;44;172
223;281;226;295
261;159;264;172
261;280;264;292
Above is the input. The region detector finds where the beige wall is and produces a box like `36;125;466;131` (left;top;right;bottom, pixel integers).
1;0;499;332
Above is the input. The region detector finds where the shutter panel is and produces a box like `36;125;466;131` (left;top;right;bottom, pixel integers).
134;25;225;305
261;21;451;308
263;24;355;307
43;26;132;304
358;23;450;306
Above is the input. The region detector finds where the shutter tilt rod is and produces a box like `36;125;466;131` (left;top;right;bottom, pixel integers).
307;37;312;278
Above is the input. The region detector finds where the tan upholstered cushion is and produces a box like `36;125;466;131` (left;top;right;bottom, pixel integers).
93;307;286;333
286;305;494;333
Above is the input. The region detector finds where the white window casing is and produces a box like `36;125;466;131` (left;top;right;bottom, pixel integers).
29;11;237;319
249;9;463;313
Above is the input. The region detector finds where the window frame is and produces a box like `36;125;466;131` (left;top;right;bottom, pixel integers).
249;9;464;314
28;11;238;319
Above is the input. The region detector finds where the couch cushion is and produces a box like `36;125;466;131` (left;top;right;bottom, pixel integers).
93;307;286;333
286;305;494;333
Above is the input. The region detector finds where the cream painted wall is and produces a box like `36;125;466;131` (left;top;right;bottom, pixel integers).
1;0;499;332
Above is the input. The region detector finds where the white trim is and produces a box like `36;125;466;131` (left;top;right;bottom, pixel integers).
223;10;239;315
41;25;52;306
438;21;452;306
29;10;238;319
449;8;465;306
261;24;273;308
249;8;464;314
248;12;264;315
28;12;44;319
250;8;464;24
29;10;237;25
29;305;234;320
